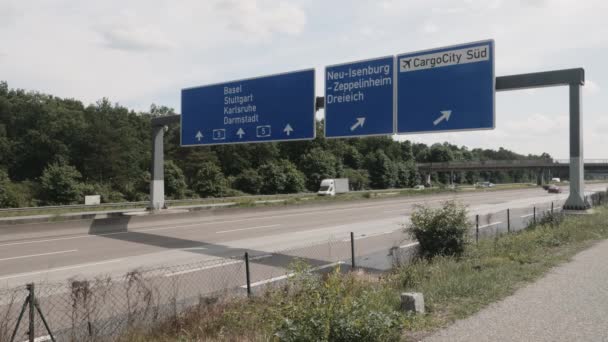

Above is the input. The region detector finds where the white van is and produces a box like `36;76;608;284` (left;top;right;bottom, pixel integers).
317;178;349;196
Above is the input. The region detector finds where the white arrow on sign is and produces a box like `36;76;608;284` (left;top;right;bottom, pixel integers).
433;110;452;126
195;131;203;141
236;128;245;139
283;124;293;136
350;117;366;131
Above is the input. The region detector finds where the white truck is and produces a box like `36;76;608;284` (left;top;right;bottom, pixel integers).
317;178;349;196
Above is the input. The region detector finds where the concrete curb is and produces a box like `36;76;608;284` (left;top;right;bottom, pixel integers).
0;202;238;227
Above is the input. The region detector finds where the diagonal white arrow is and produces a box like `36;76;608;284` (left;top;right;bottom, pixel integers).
350;117;366;131
433;110;452;126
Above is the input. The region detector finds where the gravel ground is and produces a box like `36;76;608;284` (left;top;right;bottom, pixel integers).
425;239;608;342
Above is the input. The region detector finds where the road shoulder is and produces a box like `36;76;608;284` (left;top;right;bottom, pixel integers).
425;239;608;342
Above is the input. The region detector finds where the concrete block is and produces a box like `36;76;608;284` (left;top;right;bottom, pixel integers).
401;292;425;314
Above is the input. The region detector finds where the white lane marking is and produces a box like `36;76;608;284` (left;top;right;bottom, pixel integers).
164;254;272;277
0;249;77;262
0;258;125;280
478;221;502;229
520;214;534;218
383;209;408;214
215;224;280;234
398;242;420;249
241;261;345;288
179;246;207;251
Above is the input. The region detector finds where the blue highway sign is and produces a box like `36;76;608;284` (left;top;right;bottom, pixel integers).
181;69;315;146
325;56;394;138
396;40;494;134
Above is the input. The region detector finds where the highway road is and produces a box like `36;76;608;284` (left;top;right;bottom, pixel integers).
0;184;606;289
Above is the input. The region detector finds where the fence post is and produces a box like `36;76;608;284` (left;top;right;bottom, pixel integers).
507;209;510;233
551;202;554;214
476;215;479;244
350;232;356;269
533;206;536;224
28;284;35;342
244;252;251;297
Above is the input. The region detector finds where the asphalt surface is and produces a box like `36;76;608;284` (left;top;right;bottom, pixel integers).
0;184;605;289
425;238;608;342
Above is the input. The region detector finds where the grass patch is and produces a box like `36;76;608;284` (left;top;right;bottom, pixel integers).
391;204;608;339
119;203;608;341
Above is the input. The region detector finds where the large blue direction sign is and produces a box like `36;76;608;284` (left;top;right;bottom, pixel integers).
325;56;394;138
396;40;494;134
181;69;315;146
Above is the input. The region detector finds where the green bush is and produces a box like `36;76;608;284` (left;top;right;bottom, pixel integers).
39;162;84;205
164;160;187;199
0;170;26;208
407;201;469;258
233;168;263;194
192;162;229;197
271;265;402;342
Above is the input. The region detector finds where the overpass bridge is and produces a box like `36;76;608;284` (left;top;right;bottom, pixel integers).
416;159;608;172
416;159;608;185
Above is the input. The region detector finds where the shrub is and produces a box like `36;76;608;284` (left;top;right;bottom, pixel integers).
164;160;187;199
271;266;402;342
192;162;229;197
407;201;469;258
0;169;23;208
233;168;263;194
39;162;84;205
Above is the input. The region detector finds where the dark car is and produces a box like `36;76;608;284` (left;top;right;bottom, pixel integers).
547;185;562;193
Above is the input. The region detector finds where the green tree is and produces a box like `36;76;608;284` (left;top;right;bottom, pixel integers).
365;150;397;189
258;162;287;194
0;169;19;208
342;168;370;191
192;162;228;197
165;160;187;199
233;168;264;194
395;162;411;188
279;160;306;193
39;162;84;205
299;148;339;191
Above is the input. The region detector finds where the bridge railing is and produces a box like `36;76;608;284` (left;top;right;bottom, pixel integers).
417;159;608;169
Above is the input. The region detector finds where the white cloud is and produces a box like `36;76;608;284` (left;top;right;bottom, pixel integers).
585;80;600;95
504;113;567;136
99;27;176;52
215;0;306;42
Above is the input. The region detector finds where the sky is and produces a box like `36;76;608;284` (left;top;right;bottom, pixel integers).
0;0;606;159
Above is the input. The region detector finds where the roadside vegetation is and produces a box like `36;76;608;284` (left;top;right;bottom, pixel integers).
0;81;552;208
116;199;608;341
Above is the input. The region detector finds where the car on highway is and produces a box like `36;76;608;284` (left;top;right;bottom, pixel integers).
477;181;495;188
547;185;562;193
413;185;425;190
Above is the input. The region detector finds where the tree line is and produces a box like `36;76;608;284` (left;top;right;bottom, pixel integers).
0;81;551;207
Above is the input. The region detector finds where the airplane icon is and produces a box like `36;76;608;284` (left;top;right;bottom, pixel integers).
402;59;412;69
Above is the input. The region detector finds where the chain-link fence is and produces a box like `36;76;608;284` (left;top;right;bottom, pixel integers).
1;189;607;342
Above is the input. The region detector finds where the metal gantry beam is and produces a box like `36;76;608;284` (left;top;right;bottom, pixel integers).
149;68;588;211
